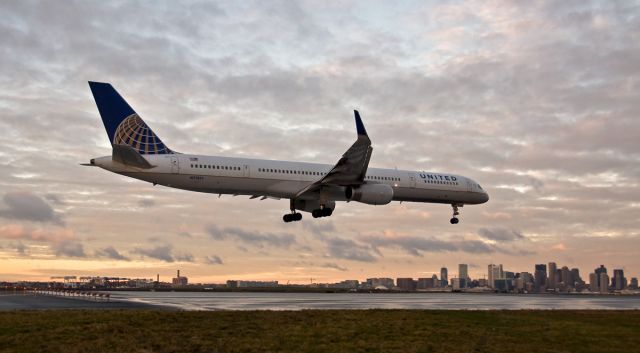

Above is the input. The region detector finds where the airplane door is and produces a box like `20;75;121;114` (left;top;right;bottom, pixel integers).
408;173;416;187
170;156;179;174
243;164;250;177
466;179;473;191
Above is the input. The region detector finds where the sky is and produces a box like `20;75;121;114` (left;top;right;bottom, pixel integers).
1;0;639;284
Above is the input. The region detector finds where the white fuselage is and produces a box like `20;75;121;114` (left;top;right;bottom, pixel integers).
92;153;489;206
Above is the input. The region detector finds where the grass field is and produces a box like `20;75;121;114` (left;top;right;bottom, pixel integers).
0;310;639;353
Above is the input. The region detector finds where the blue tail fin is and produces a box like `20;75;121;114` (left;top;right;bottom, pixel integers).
88;81;173;155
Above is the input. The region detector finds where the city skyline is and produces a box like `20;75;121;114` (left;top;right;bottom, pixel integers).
6;261;637;289
1;1;640;283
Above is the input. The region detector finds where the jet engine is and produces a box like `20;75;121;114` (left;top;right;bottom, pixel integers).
345;184;394;205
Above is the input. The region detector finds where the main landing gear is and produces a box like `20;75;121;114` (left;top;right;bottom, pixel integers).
283;212;302;223
283;199;303;223
312;208;333;218
283;200;334;222
450;203;463;224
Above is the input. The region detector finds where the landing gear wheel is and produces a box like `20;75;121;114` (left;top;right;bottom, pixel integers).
283;213;302;223
450;217;459;224
312;208;333;218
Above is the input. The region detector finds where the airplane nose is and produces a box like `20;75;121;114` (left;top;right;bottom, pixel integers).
481;191;489;203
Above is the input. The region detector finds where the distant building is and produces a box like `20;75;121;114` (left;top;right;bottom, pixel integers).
589;273;598;292
451;278;462;291
548;262;557;289
571;268;584;291
458;264;469;286
330;280;359;289
440;267;448;287
599;272;609;294
226;280;278;288
172;270;188;287
534;264;547;292
488;264;498;288
612;269;627;291
366;278;395;290
560;266;572;290
493;278;513;293
238;280;278;288
594;265;607;288
417;278;435;289
630;278;638;290
396;278;417;291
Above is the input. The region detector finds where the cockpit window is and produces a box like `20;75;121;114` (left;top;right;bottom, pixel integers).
477;184;483;190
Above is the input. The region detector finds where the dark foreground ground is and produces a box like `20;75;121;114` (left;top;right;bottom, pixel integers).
0;308;639;353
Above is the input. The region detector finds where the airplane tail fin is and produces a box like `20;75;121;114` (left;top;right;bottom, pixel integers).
88;81;174;155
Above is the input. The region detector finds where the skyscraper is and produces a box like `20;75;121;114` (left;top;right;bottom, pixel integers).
458;264;469;280
440;267;448;287
589;273;598;292
599;272;609;294
488;264;502;289
561;266;572;289
548;262;557;289
571;268;584;290
594;265;607;288
534;264;547;292
612;269;627;291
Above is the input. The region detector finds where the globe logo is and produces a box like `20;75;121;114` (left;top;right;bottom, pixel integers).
113;114;173;155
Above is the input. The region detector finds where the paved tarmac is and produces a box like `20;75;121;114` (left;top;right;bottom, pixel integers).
0;293;172;310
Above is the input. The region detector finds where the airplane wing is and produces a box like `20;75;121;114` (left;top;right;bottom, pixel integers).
295;110;372;199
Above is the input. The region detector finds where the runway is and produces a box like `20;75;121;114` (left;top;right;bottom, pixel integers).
0;293;171;311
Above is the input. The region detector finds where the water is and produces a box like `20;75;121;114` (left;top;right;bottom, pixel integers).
109;291;640;311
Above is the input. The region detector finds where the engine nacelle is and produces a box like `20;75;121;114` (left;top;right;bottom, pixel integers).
345;184;394;205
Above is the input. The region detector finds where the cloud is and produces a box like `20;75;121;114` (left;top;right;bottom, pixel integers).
44;194;65;205
0;224;75;243
95;246;129;261
302;221;336;237
322;262;347;271
131;245;193;263
13;241;27;255
53;240;85;258
133;245;175;262
360;234;497;257
477;228;525;242
206;225;296;249
321;237;377;262
0;192;63;225
175;253;195;262
204;255;224;265
137;198;156;208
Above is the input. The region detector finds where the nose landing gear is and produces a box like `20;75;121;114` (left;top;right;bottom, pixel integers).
450;203;463;224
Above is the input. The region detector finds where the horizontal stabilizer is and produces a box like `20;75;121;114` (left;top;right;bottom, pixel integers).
112;144;154;169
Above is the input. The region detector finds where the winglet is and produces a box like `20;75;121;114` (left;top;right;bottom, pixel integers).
354;110;368;136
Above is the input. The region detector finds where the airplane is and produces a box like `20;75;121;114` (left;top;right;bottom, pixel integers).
85;81;489;224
